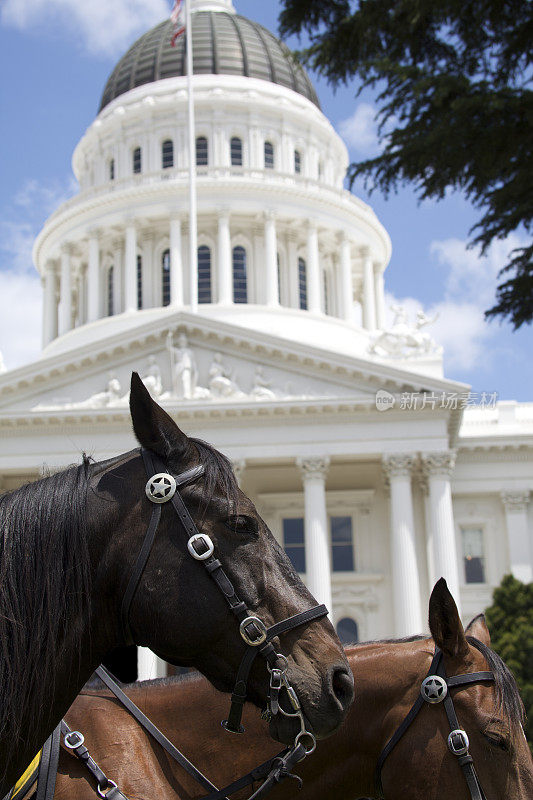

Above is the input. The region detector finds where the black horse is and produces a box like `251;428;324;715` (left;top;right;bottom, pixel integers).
0;373;353;793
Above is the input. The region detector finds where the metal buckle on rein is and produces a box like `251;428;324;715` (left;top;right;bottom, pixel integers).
448;729;470;756
64;730;84;749
187;533;214;561
239;616;268;646
97;780;118;799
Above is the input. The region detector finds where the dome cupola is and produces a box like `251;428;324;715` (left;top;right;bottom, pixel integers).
99;2;319;112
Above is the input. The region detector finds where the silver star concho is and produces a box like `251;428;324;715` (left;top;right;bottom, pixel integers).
145;473;177;503
421;675;447;704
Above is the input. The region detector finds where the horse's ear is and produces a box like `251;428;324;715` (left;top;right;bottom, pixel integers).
429;578;469;660
129;372;189;460
465;614;491;647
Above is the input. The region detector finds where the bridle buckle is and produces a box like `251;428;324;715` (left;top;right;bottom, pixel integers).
187;533;214;561
239;616;267;646
64;730;84;749
448;729;470;756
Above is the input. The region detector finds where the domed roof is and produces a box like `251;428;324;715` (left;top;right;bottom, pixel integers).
99;11;320;112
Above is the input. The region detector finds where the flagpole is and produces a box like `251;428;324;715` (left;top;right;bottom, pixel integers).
185;0;198;313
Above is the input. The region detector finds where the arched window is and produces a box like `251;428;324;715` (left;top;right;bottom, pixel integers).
198;245;212;303
162;140;174;169
231;137;243;167
294;150;301;174
136;254;143;309
298;257;307;310
318;159;323;180
277;252;282;304
264;141;274;169
109;159;115;181
162;249;171;306
232;246;247;303
107;266;114;316
196;136;208;166
133;147;142;174
336;617;359;645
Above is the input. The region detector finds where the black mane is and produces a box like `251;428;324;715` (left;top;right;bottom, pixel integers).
467;635;525;731
188;437;240;512
0;462;91;770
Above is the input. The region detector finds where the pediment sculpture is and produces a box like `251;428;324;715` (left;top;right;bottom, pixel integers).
368;305;442;358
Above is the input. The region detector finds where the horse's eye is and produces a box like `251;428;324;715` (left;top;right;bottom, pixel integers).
224;515;259;536
484;731;509;752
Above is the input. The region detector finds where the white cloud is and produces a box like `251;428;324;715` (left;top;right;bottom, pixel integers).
0;270;42;371
0;176;76;370
1;0;169;57
337;103;380;157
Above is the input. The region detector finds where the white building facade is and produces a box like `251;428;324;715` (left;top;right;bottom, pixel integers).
1;0;532;678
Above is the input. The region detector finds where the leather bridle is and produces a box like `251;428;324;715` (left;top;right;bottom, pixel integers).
375;646;495;800
24;448;331;800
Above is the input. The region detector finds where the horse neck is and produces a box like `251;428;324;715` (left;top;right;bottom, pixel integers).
0;476;121;795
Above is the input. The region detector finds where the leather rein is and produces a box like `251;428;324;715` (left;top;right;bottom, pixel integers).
24;448;329;800
375;646;495;800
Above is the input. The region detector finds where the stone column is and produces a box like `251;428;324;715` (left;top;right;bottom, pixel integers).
298;457;332;611
170;216;183;307
501;491;532;583
421;452;461;613
87;232;100;322
59;244;73;336
124;222;137;312
306;224;321;313
232;459;246;488
361;247;376;331
374;263;386;330
382;455;423;636
264;211;279;307
217;211;232;304
42;261;58;346
339;234;353;321
287;233;298;308
112;240;123;315
137;647;167;681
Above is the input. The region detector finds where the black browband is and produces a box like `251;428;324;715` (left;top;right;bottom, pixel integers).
25;448;330;800
375;646;494;800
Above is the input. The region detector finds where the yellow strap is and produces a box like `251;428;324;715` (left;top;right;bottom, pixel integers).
12;750;41;800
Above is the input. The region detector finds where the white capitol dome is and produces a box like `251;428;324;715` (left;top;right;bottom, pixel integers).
33;0;398;371
1;0;531;680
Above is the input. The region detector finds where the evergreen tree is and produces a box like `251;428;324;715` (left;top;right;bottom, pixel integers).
484;574;533;752
279;0;533;328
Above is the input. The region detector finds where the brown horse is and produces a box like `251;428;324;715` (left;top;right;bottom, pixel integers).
53;579;533;799
0;374;352;793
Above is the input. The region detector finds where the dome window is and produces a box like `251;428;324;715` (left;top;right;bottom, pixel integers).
107;266;114;316
162;140;174;170
298;257;307;310
264;141;274;169
232;246;247;303
336;617;359;645
231;137;243;167
198;245;212;303
136;255;143;309
294;150;301;174
133;147;142;175
109;159;115;181
196;137;208;167
162;249;171;306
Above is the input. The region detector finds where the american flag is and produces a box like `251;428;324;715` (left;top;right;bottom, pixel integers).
170;0;186;47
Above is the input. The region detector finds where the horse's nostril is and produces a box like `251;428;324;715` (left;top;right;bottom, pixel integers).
330;665;355;711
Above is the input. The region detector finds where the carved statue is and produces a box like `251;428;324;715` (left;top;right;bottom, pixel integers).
250;366;276;400
142;355;162;397
208;353;242;398
369;304;441;358
167;332;198;399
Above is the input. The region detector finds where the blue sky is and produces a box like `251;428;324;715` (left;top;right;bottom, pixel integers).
0;0;531;399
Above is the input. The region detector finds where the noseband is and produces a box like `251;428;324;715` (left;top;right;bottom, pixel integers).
375;646;495;800
121;448;328;754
